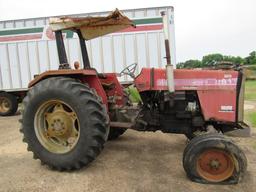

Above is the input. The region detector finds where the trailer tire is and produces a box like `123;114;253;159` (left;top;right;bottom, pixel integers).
20;77;109;171
0;92;18;116
183;133;247;184
108;128;127;140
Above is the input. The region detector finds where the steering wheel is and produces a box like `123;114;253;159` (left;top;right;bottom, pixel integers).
120;63;138;78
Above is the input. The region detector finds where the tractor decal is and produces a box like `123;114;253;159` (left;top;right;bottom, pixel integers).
156;78;237;87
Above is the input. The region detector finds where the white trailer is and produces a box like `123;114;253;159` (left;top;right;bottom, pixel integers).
0;6;176;115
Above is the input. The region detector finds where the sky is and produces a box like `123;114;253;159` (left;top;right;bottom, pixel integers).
0;0;255;62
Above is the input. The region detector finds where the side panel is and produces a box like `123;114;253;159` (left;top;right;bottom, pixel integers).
197;90;236;122
135;68;239;122
135;68;238;91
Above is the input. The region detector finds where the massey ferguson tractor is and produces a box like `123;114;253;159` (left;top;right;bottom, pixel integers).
20;9;250;184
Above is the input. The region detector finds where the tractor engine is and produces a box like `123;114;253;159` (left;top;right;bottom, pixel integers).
133;91;204;135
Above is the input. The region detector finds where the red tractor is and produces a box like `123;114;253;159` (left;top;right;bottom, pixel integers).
20;9;249;184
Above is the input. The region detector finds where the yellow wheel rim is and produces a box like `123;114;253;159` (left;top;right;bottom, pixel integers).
0;97;11;113
34;100;80;154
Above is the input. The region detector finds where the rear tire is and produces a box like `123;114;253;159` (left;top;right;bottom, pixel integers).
183;134;247;184
20;77;109;171
0;92;18;116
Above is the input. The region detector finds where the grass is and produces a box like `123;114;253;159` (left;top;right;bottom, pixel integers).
244;111;256;128
244;80;256;127
245;80;256;101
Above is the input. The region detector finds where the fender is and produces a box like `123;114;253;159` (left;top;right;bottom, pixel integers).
28;69;108;106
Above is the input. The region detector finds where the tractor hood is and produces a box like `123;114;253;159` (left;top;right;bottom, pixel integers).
49;9;134;40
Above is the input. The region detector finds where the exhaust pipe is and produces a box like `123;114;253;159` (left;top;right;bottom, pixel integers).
161;11;174;93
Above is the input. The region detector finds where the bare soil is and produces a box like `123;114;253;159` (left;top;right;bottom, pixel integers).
0;114;255;192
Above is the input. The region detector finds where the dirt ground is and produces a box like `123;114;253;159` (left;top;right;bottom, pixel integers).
0;114;255;192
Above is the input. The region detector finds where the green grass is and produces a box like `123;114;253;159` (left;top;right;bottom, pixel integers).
244;111;256;127
245;80;256;101
244;80;256;128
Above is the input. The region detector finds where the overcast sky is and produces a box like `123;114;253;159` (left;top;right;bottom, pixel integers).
0;0;255;62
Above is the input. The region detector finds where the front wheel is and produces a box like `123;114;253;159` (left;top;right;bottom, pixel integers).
183;134;247;184
20;77;109;171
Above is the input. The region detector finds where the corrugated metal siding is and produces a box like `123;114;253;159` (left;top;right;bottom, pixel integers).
0;7;173;29
0;6;176;91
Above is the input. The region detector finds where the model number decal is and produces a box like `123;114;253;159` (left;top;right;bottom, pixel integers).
157;78;237;87
219;105;234;113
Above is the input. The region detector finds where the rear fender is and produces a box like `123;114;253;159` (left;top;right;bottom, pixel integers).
28;69;108;106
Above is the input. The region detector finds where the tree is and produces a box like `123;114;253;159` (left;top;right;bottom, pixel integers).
222;56;244;64
177;59;202;69
244;51;256;65
202;54;223;66
177;51;255;69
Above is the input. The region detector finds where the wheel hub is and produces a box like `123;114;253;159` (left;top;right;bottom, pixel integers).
209;159;221;169
196;149;235;182
45;105;75;137
0;97;10;113
34;100;80;154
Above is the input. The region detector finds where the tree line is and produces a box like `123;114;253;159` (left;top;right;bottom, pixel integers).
177;51;256;69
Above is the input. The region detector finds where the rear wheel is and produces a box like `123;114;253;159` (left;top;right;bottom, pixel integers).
183;134;247;184
20;77;109;171
0;92;18;116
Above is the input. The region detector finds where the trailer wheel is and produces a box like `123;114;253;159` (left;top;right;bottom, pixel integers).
20;77;109;171
183;134;247;184
108;128;127;140
0;92;18;116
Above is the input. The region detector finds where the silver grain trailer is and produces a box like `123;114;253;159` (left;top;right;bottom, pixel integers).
0;6;176;116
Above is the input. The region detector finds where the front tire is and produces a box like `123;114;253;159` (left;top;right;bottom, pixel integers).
20;77;109;171
183;134;247;184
